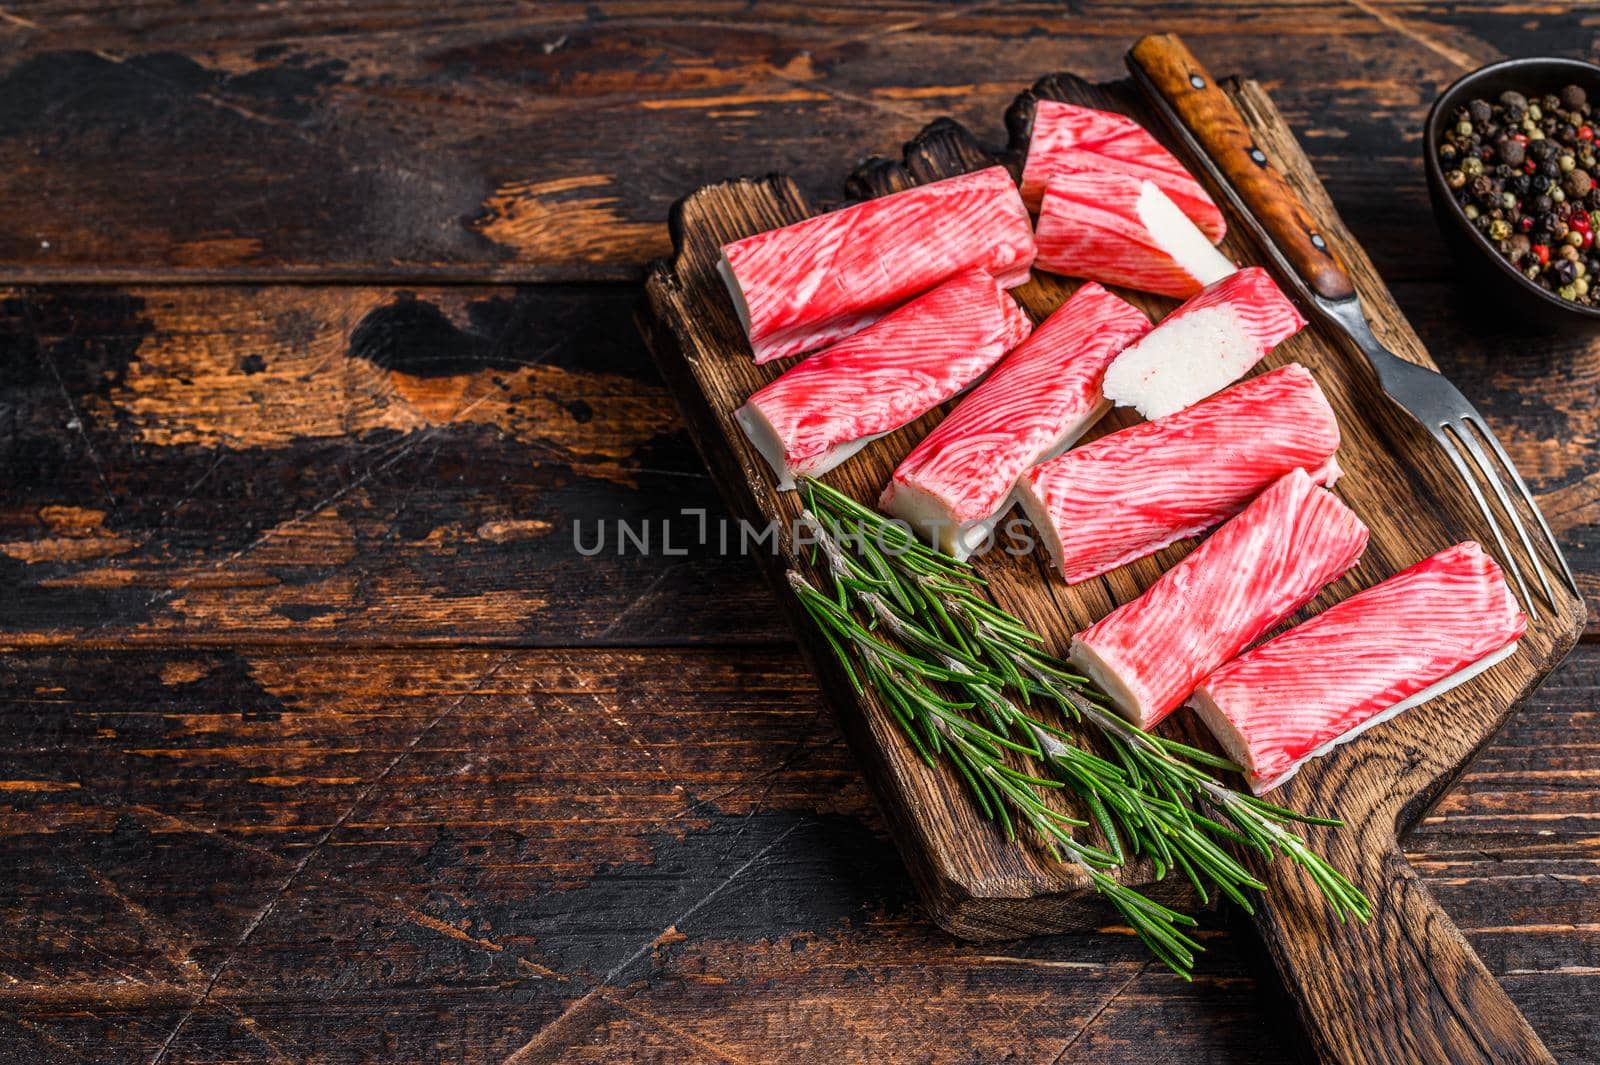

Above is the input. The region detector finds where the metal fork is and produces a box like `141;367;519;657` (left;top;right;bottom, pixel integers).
1126;34;1579;619
1315;297;1576;619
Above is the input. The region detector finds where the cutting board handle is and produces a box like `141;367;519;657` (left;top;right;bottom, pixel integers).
1252;828;1554;1064
1127;32;1357;302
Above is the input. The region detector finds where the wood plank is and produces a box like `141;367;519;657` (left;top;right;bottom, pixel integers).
0;2;1591;281
0;5;1592;1061
0;645;1593;1062
0;284;786;647
0;281;1592;647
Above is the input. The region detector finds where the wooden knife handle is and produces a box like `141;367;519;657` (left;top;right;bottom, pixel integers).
1252;826;1555;1064
1128;33;1357;302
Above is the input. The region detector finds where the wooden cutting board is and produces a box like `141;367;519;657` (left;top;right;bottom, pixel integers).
639;67;1586;1065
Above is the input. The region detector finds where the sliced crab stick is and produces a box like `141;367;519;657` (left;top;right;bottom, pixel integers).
719;166;1036;364
737;270;1032;490
881;283;1152;557
1018;364;1342;583
1188;542;1526;793
1034;172;1236;298
1101;267;1307;419
1068;469;1369;729
1019;100;1226;242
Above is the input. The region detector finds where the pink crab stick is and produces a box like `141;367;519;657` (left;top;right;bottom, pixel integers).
1018;364;1342;584
1101;267;1307;420
1188;542;1526;793
736;269;1032;490
1034;172;1236;298
1019;100;1226;242
881;282;1152;557
718;166;1036;365
1068;469;1369;729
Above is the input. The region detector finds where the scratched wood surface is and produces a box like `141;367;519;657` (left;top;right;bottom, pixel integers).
0;3;1596;1063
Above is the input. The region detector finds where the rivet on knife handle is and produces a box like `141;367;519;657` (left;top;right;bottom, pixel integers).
1128;33;1357;303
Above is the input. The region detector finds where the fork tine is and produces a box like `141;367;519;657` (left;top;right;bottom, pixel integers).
1464;414;1580;597
1450;421;1559;611
1436;428;1539;620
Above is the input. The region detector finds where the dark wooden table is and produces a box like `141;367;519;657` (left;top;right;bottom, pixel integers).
1;5;1595;1062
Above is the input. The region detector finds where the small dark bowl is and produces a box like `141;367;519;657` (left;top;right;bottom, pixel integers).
1424;56;1600;332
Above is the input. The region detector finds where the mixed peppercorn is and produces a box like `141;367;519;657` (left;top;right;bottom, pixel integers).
1437;83;1600;305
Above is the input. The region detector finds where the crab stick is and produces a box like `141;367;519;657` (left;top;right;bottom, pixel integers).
1188;542;1526;793
719;166;1036;364
1034;173;1236;298
1019;100;1226;242
737;269;1032;490
1100;267;1305;420
1018;364;1342;583
881;283;1151;557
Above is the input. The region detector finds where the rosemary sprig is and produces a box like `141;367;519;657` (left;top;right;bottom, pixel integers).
791;478;1371;962
790;572;1204;975
800;504;1264;902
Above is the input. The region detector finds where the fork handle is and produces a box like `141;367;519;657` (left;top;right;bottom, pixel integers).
1128;33;1356;302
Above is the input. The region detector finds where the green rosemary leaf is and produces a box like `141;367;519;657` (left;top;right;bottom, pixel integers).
1237;793;1346;827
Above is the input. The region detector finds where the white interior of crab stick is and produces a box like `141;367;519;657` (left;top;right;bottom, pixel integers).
1013;476;1067;573
882;479;1013;559
1189;642;1520;794
1101;304;1261;421
717;253;754;336
1137;181;1235;287
734;402;890;491
1064;638;1155;728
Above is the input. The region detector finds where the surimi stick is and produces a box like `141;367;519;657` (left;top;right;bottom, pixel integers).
718;166;1036;365
1188;542;1526;794
1019;100;1226;242
1068;469;1369;729
1034;173;1235;298
736;270;1032;490
1018;364;1342;583
881;282;1151;558
1101;267;1306;420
